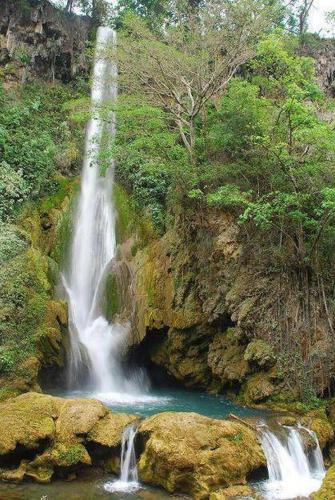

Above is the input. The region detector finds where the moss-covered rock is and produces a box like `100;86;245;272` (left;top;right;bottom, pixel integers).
0;392;137;483
0;177;77;395
209;485;256;499
301;410;334;449
244;340;276;370
149;327;213;388
207;328;250;387
88;412;138;448
137;412;265;499
312;464;335;500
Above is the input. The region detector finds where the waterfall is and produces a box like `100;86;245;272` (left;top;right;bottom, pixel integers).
104;423;140;493
256;423;325;499
62;27;147;400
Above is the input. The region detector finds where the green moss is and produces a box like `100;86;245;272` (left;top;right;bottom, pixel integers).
113;183;156;246
54;443;88;467
312;464;335;499
114;184;134;244
50;197;74;266
244;339;276;369
39;175;77;214
104;273;120;321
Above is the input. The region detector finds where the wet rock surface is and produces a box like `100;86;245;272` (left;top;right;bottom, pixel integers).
0;0;92;85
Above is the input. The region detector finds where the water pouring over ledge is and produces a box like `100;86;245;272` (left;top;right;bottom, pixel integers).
104;423;140;494
255;422;325;499
61;27;158;406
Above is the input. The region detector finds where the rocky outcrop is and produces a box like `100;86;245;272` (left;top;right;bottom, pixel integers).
0;0;92;85
0;392;137;482
313;464;335;500
137;411;265;499
301;40;335;97
123;193;335;402
0;178;79;399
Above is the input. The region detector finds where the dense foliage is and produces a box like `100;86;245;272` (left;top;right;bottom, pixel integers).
0;82;84;388
0;83;82;222
1;0;335;401
111;2;335;398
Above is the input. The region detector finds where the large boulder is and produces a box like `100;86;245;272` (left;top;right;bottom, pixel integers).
312;464;335;500
0;392;137;483
137;412;265;499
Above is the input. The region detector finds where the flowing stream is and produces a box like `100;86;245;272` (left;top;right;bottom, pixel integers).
256;423;325;499
62;27;150;403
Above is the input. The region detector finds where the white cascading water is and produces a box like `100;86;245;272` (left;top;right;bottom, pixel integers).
104;423;139;493
62;27;150;402
257;423;325;499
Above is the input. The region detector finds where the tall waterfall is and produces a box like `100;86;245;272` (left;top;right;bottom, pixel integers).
104;423;139;493
257;423;325;499
62;27;146;400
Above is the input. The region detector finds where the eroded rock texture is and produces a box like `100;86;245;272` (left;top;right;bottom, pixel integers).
0;0;92;85
0;392;137;483
137;411;265;499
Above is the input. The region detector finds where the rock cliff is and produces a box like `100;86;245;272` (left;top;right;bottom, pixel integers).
0;0;92;85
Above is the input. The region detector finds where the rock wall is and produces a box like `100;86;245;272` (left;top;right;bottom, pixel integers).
301;39;335;96
0;0;92;85
119;200;334;404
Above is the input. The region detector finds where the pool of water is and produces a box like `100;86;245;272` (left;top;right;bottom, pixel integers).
0;470;187;500
49;386;266;419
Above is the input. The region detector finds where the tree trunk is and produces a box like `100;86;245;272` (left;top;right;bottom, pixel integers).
66;0;74;13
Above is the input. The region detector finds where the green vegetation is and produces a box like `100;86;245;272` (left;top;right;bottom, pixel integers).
0;81;86;387
110;1;335;400
1;0;335;405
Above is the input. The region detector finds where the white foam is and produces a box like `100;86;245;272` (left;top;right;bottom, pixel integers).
258;475;323;499
257;423;325;499
104;480;140;493
94;391;171;406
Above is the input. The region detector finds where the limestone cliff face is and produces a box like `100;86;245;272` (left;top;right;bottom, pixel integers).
0;0;92;85
126;202;334;403
301;40;335;97
130;210;282;400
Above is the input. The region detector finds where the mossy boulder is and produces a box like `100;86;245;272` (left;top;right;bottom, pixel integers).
242;369;283;404
150;327;212;389
209;485;256;499
88;412;139;448
312;464;335;500
300;410;334;449
0;392;137;483
137;412;265;499
208;328;250;387
244;340;276;370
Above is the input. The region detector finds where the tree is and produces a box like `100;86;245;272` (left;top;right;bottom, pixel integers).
297;0;314;36
282;0;315;36
113;0;171;29
50;0;110;21
116;0;277;162
326;10;335;38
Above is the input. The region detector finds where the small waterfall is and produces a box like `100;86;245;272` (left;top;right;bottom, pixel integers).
104;423;140;493
256;423;325;499
62;27;148;401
